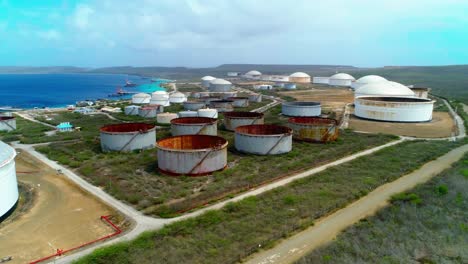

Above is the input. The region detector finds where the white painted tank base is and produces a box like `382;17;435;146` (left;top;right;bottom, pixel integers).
0;141;18;218
282;102;321;117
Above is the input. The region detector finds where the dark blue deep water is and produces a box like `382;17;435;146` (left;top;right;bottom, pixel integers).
0;74;166;109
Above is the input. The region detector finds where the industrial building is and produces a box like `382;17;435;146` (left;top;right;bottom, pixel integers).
354;81;415;98
132;93;151;104
0;141;18;219
201;76;216;88
354;97;435;122
0;116;16;132
157;135;228;176
254;84;273;90
56;122;73;132
351;75;387;90
289;72;311;83
245;70;262;79
329;73;355;87
282;101;321;117
150;91;170;106
227;72;240;77
235;124;292;155
100;123;156;152
209;79;232;92
312;76;330;85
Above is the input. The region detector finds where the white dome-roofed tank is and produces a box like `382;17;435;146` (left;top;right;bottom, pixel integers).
0;141;19;218
201;76;216;88
329;73;355;87
245;70;262;79
289;72;311;83
132;93;151;104
209;79;232;92
169;92;187;103
150;91;170;106
351;75;387;90
355;81;415;98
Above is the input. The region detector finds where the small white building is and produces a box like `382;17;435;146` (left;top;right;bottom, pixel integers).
329;73;355;87
227;72;240;77
254;84;273;90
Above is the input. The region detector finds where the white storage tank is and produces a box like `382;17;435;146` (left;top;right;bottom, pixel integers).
169;92;188;103
0;141;18;219
289;72;311;83
124;105;140;116
157;113;178;124
312;77;329;85
235;125;292;155
351;75;387;90
171;117;218;136
0;117;17;132
198;108;218;118
249;93;262;103
329;73;355;87
100;123;157;152
355;81;415;98
282;101;321;117
138;106;160;118
354;97;435;122
150;91;170;106
209;79;232;92
201;76;216;88
178;110;199;117
132;93;151;104
245;70;262;79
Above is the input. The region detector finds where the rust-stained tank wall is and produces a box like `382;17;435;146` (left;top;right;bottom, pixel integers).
227;97;249;108
354;96;435;122
288;117;339;142
235;124;292;155
282;101;321;117
223;112;264;131
171;117;218;136
100;123;156;152
157;135;228;176
209;100;234;112
0;117;16;131
183;101;206;111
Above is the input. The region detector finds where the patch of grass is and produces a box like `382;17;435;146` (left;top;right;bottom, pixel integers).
298;150;468;264
73;140;463;264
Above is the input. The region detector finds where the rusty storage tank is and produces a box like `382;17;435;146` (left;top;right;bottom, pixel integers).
282;101;321;117
171;117;218;136
157;113;178;124
157;135;228;176
138;106;159;118
220;92;237;99
223;112;264;131
0;117;16;131
354;96;435;122
288;117;339;142
202;96;222;105
227;97;249;108
209;100;234;112
249;93;262;103
235;124;292;155
100;123;156;152
183;101;206;111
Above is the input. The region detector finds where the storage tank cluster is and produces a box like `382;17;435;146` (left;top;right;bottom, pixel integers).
100;123;157;152
0;116;16;131
209;79;232;92
0;141;19;219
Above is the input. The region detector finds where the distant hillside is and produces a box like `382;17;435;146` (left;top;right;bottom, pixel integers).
0;66;87;74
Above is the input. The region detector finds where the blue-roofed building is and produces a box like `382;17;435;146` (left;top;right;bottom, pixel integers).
57;122;73;132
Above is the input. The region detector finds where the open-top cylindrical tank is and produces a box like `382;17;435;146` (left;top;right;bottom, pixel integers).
178;111;198;117
354;96;435;122
198;108;218;118
183;101;206;111
249;93;262;103
157;113;178;124
223;112;264;131
202;96;222;106
171;117;218;136
227;97;249;108
0;116;16;131
220;92;238;100
235;124;292;155
138;106;159;118
209;100;234;112
157;135;228;176
125;105;140;116
100;123;156;152
288;117;339;142
282;101;321;117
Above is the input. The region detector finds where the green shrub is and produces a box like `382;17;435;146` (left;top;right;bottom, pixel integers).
435;185;448;195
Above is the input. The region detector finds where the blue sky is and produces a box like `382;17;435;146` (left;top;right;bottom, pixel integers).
1;0;468;68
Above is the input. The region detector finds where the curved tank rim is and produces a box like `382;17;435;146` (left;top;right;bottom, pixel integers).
235;124;292;137
356;96;435;104
156;134;228;152
211;100;234;103
223;111;264;119
170;117;217;125
282;101;321;107
288;117;337;126
100;123;156;134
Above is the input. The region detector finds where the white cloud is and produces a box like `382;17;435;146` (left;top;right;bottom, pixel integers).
37;29;61;40
72;4;95;30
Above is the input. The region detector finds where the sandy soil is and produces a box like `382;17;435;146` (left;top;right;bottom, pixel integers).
0;151;115;264
349;111;455;138
279;88;354;110
244;143;468;264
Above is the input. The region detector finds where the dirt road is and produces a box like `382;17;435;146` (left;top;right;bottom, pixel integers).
0;151;115;264
244;143;468;264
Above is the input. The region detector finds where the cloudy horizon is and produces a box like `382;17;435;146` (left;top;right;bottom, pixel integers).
1;0;468;68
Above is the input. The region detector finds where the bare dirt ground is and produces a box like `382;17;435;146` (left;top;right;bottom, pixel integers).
0;151;116;264
244;143;468;264
349;111;455;138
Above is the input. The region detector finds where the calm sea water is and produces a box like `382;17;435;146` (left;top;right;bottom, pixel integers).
0;73;166;109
